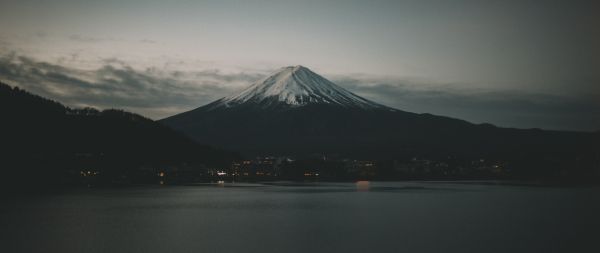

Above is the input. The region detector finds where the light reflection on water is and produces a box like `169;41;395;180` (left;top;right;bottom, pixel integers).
356;180;370;192
1;182;598;253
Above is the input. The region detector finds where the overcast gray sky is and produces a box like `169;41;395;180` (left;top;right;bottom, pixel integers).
0;0;598;131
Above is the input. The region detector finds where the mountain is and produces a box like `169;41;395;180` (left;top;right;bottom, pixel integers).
0;82;237;188
162;65;415;155
161;65;598;178
206;65;389;110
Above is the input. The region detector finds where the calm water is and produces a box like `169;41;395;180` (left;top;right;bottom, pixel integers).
1;181;599;253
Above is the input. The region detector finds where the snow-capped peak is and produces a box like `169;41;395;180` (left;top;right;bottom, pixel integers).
217;65;387;109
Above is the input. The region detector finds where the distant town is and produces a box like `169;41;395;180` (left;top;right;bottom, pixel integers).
72;155;526;186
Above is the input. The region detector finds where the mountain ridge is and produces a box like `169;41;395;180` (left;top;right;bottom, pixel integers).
0;82;237;187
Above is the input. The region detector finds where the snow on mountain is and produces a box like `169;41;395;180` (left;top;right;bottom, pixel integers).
214;65;390;110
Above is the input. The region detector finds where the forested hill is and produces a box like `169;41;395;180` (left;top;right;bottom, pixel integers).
0;82;237;188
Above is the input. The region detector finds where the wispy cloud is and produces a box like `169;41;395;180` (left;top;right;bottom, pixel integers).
140;39;157;44
334;76;600;131
68;34;120;43
0;52;262;118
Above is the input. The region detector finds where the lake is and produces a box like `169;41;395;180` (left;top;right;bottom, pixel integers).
1;181;598;253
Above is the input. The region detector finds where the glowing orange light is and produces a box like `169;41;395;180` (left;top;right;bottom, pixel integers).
356;181;370;192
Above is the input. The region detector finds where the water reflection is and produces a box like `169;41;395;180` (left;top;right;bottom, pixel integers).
356;181;370;192
3;182;597;253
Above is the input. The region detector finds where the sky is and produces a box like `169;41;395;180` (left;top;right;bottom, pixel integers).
0;0;598;131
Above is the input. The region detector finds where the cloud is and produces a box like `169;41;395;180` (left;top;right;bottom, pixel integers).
68;34;118;43
140;39;157;44
334;76;600;131
0;52;262;119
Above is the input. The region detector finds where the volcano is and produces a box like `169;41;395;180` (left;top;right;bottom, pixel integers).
161;66;594;162
201;65;390;110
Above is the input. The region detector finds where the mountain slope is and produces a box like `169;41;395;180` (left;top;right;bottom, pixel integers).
161;66;598;178
0;82;237;187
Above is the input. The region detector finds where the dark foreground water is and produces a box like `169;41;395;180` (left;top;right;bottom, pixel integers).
1;181;599;253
